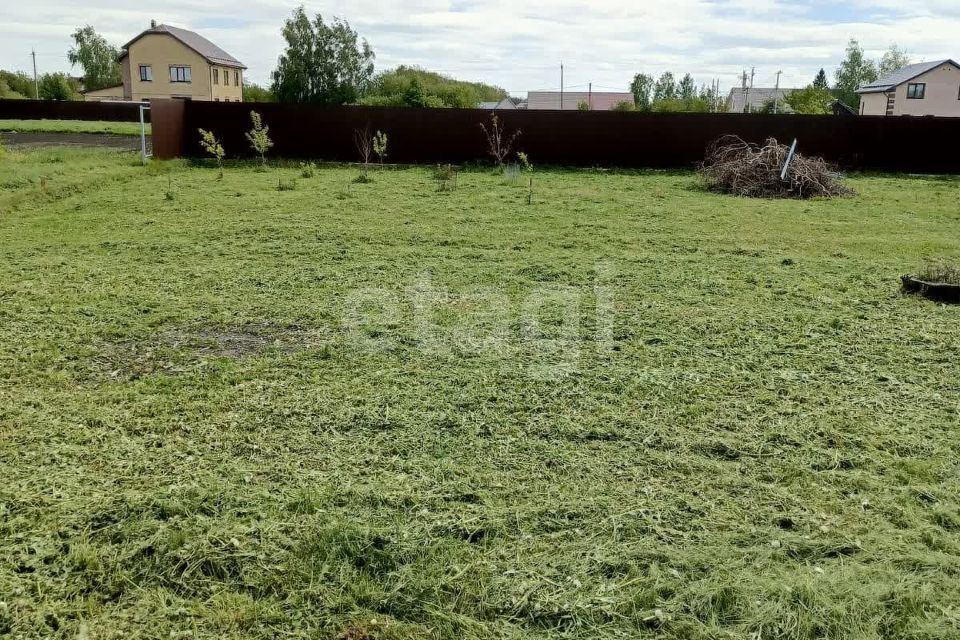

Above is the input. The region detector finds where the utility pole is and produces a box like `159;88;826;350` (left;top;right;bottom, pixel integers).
741;70;749;113
560;62;564;110
31;49;39;99
774;70;783;114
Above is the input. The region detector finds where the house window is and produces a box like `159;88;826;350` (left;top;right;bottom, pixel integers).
234;71;240;86
213;69;219;85
224;69;229;86
907;83;925;99
169;66;192;83
139;65;152;81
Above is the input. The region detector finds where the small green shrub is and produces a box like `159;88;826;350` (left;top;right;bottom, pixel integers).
372;130;388;166
299;162;316;179
245;111;274;169
277;177;297;191
433;163;457;191
197;129;225;179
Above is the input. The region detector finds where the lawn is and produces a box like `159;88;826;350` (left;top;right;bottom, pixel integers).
0;119;148;136
1;147;959;640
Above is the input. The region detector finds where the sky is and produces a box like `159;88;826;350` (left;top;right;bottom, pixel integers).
2;1;958;97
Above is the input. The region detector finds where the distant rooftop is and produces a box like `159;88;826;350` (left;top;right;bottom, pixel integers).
478;98;516;110
527;91;634;111
857;60;957;94
120;22;246;69
725;88;796;113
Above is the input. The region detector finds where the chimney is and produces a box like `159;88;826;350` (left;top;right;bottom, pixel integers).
150;19;157;28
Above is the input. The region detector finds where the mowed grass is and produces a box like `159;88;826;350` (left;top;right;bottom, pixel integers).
1;147;959;640
0;119;148;136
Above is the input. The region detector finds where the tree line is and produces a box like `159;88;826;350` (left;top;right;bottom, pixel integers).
1;8;917;114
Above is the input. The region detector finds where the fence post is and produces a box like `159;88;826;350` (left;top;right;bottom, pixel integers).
139;104;150;164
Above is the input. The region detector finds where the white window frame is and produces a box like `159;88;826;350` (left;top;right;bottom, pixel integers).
169;65;192;83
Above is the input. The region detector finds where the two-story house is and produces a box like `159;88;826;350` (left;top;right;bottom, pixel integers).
857;60;960;117
83;21;246;102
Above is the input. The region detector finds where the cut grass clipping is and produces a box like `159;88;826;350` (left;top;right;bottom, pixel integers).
699;135;853;199
1;146;959;640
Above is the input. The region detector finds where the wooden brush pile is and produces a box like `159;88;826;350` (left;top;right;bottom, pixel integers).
699;135;853;199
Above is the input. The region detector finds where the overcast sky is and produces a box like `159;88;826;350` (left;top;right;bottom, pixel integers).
2;1;957;96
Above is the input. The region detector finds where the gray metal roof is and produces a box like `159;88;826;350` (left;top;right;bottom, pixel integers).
121;24;245;69
725;88;795;113
857;60;956;94
478;98;516;110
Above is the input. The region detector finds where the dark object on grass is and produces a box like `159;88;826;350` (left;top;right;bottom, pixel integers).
901;276;960;304
902;261;960;303
699;135;853;199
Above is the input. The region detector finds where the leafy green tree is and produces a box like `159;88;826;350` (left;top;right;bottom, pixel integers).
835;39;877;108
0;77;26;99
358;66;505;108
67;26;122;91
678;74;696;100
651;96;711;112
38;73;79;100
784;85;834;114
653;72;676;102
271;6;375;105
242;83;275;102
879;44;911;77
813;69;829;90
630;73;653;110
1;70;35;98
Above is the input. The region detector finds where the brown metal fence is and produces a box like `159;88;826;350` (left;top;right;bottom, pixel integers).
0;99;146;122
8;97;959;173
157;100;960;173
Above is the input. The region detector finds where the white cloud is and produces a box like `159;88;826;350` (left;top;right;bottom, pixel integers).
1;0;956;95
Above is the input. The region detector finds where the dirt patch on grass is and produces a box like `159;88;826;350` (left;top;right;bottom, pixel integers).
91;323;312;380
0;132;148;152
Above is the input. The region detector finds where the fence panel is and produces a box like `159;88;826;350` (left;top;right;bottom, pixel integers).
156;100;960;173
0;99;146;122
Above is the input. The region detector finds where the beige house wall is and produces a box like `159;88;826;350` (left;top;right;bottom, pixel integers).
123;33;242;102
210;66;243;102
859;62;960;117
890;64;960;116
859;92;888;116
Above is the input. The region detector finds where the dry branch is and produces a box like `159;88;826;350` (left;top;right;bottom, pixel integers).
699;135;853;199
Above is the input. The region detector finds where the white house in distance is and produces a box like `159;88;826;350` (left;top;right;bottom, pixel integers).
526;91;634;110
857;60;960;117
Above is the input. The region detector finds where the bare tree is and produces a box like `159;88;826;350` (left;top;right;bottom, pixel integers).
353;124;374;182
479;113;521;167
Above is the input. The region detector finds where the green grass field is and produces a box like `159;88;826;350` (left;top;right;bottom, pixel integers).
1;147;959;639
0;119;148;136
